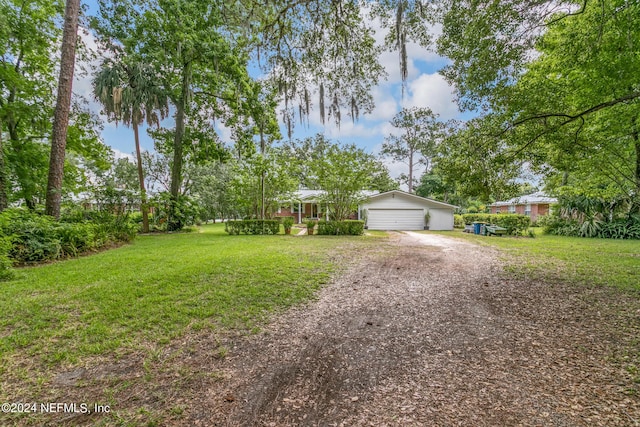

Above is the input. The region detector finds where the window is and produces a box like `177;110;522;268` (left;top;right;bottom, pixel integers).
525;204;532;216
496;207;501;213
508;205;516;214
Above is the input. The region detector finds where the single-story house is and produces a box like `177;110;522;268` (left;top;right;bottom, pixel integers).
275;189;378;223
489;191;557;222
361;190;457;231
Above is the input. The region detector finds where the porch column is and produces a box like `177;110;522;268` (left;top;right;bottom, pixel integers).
298;202;302;224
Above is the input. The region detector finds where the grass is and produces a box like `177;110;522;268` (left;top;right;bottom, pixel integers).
432;228;640;291
0;224;377;377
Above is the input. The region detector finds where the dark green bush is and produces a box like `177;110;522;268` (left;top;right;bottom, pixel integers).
317;220;365;235
0;208;137;265
0;236;15;281
225;220;281;235
461;213;530;235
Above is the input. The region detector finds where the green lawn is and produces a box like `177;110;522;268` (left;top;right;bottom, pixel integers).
0;224;377;384
433;229;640;292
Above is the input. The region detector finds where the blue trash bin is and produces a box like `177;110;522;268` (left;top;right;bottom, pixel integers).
472;222;482;235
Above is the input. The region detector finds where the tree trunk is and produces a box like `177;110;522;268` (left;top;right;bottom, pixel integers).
133;122;150;233
408;147;414;193
168;61;192;231
45;0;80;218
0;118;7;211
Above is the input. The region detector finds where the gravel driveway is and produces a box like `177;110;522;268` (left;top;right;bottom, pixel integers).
194;231;639;426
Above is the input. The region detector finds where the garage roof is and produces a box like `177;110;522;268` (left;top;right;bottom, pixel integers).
367;190;459;209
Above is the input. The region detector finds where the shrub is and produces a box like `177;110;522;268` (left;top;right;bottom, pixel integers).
454;214;465;229
0;236;14;281
0;208;138;266
225;220;281;235
317;220;365;235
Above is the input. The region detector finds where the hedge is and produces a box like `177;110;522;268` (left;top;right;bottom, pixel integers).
461;213;531;235
317;220;365;236
0;208;138;270
225;219;281;235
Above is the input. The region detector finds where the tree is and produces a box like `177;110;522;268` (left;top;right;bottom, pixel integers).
381;107;444;193
94;0;264;230
93;60;169;232
46;0;81;218
93;0;390;228
306;136;384;221
436;0;640;208
0;0;60;210
432;117;522;202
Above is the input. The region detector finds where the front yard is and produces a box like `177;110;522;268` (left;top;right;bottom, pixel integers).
433;229;640;292
0;224;381;425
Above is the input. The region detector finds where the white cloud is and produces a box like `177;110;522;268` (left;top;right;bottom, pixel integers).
112;148;135;161
403;73;459;119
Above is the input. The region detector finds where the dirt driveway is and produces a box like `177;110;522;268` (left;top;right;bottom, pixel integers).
188;231;640;426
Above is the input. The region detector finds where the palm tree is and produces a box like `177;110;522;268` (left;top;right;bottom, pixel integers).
93;61;168;232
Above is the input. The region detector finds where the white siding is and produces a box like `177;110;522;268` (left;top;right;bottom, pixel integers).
428;208;454;231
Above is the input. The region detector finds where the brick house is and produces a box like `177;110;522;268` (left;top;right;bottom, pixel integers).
489;192;557;222
274;189;378;223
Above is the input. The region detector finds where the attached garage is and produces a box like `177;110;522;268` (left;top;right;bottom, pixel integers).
362;190;457;231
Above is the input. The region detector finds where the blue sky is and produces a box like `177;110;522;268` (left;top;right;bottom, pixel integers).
75;5;474;182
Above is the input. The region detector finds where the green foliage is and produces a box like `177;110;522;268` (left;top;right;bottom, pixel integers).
299;135;382;221
453;214;465;228
282;217;294;231
438;1;640;202
152;192;200;231
317;220;364;236
0;236;13;281
382;107;445;193
0;208;137;265
224;220;281;235
541;195;640;240
461;213;531;235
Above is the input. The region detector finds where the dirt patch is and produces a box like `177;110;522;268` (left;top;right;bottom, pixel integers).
4;232;639;426
206;231;639;426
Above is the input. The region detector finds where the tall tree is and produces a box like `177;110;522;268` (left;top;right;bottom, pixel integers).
0;0;60;210
45;0;81;218
292;135;385;220
93;61;168;232
93;0;389;229
437;0;640;207
381;107;443;193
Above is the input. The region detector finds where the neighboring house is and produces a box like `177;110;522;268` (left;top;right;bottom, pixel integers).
275;189;378;223
362;190;457;231
489;191;557;222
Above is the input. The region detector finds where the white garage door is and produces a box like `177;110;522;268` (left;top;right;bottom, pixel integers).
367;209;424;230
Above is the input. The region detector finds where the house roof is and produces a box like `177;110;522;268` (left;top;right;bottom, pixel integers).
367;190;459;209
490;191;557;207
290;189;379;202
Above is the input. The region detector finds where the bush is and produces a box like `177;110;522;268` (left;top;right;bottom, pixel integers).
317;220;365;235
0;236;15;281
0;208;138;265
461;213;531;235
225;220;281;235
454;214;465;229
